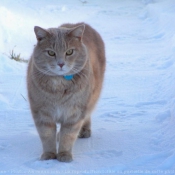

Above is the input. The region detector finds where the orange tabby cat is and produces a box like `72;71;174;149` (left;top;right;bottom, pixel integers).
27;22;106;162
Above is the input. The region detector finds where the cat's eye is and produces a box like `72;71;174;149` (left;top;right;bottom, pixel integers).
66;49;73;56
48;50;55;56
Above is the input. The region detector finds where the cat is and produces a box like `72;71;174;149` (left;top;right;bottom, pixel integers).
27;22;106;162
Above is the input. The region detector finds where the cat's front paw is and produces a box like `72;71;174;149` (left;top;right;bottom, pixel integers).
41;152;57;160
57;152;73;162
78;128;91;138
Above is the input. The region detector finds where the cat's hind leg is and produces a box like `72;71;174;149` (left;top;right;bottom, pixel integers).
78;115;91;138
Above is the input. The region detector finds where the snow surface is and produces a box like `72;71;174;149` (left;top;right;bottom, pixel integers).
1;0;175;174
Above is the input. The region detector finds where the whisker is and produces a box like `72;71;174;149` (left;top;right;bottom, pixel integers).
74;69;87;76
72;68;89;82
33;69;50;82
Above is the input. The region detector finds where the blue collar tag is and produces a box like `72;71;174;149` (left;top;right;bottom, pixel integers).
63;75;74;80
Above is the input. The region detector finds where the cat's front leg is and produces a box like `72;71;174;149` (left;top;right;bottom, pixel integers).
57;120;83;162
34;118;57;160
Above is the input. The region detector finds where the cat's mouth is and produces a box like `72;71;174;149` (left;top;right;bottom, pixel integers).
48;63;81;77
36;63;77;77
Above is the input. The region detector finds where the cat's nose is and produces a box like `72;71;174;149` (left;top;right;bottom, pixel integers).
58;63;65;68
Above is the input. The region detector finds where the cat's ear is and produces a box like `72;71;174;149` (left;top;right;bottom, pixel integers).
34;26;49;41
68;24;85;41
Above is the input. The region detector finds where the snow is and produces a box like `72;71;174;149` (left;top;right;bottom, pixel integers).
1;0;175;174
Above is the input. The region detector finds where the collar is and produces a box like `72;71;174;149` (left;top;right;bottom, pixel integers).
63;75;74;80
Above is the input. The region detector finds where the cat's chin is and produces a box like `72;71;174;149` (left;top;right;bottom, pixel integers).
50;71;73;77
38;68;73;77
51;71;70;76
48;72;67;77
39;68;69;76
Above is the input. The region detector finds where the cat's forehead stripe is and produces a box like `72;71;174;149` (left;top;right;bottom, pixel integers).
57;30;67;50
48;28;67;50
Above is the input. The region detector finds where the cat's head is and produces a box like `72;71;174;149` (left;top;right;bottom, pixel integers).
33;24;87;76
